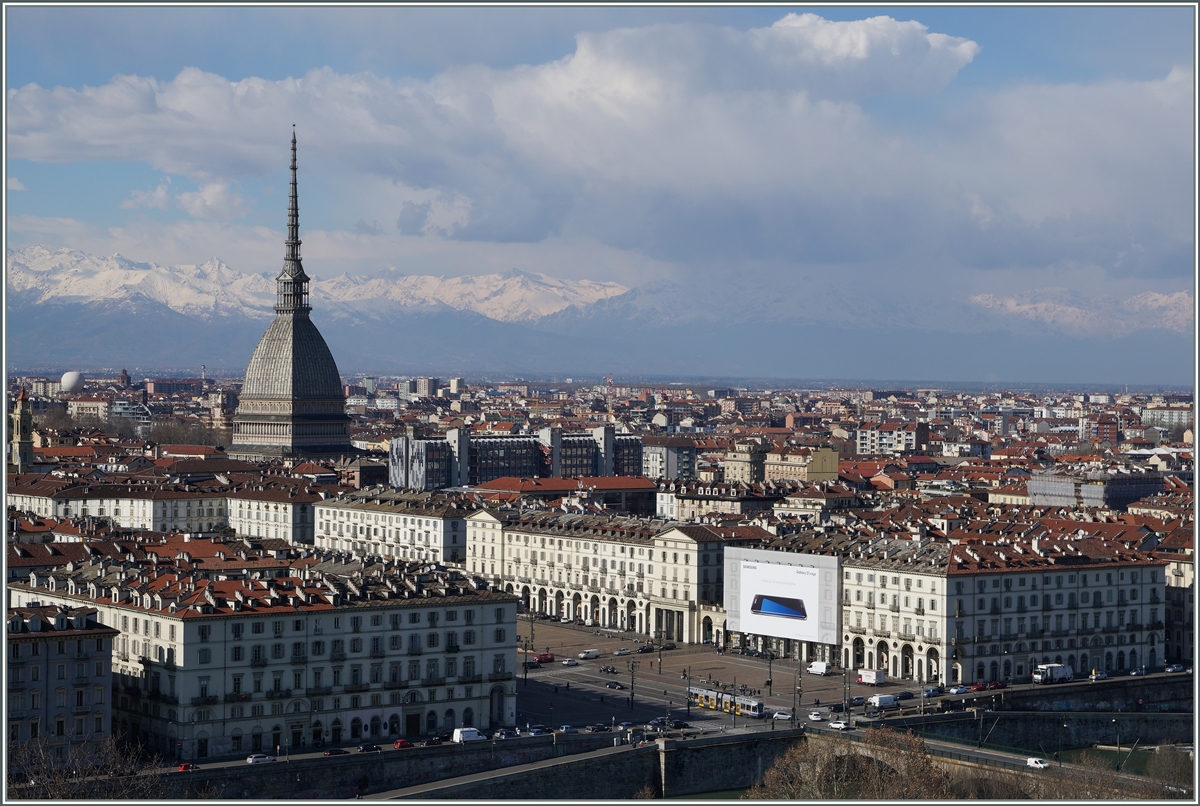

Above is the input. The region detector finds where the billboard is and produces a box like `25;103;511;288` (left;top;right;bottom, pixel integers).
724;547;839;644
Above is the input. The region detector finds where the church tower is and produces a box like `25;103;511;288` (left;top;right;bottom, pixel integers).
229;130;351;463
10;386;34;472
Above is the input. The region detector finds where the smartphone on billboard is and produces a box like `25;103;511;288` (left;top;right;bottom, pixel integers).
750;594;807;620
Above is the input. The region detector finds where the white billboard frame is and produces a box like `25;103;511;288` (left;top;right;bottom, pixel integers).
724;547;840;645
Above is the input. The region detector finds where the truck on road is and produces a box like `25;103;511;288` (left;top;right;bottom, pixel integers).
857;669;885;686
1032;663;1073;684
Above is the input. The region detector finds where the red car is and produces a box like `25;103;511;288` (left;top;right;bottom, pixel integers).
970;682;989;691
178;763;199;772
990;681;1008;690
393;739;414;749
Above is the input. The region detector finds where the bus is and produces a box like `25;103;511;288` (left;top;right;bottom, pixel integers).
686;686;766;718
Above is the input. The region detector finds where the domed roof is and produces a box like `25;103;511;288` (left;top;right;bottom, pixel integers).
240;314;343;401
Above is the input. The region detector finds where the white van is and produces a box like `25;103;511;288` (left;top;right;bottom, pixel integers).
578;649;600;659
806;661;833;676
452;727;487;743
867;694;900;709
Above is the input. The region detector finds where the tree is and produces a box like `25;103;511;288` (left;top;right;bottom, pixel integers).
1144;742;1194;797
7;735;171;800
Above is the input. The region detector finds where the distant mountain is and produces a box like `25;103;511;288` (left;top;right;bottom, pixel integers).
6;245;630;324
5;246;1191;385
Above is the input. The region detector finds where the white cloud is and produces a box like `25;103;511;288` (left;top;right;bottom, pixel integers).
3;12;1192;334
121;177;172;210
175;181;249;219
7;177;27;190
969;289;1194;337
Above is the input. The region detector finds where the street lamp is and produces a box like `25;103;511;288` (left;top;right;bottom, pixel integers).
793;666;801;731
682;666;692;716
766;651;773;697
628;660;639;709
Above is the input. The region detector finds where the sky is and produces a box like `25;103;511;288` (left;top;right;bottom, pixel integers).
4;5;1196;381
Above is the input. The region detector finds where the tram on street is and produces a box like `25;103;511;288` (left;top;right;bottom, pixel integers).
686;686;766;718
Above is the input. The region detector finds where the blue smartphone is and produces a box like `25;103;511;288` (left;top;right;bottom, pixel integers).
751;594;807;620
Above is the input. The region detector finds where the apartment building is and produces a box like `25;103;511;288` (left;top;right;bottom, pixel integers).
642;436;697;480
8;554;518;762
6;605;119;757
762;529;1168;685
313;489;480;563
466;510;768;645
6;478;230;533
854;422;930;455
228;481;326;544
763;446;839;482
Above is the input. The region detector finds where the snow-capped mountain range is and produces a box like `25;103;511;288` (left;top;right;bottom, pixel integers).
6;245;630;323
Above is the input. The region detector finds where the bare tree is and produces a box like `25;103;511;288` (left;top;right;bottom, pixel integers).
1144;742;1195;798
7;735;169;800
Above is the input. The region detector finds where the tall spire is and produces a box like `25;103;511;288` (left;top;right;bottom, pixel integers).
276;126;310;314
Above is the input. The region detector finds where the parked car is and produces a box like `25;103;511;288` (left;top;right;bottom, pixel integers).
246;754;276;764
660;642;677;650
828;721;851;731
1027;757;1051;769
392;739;414;749
177;763;199;771
1165;664;1186;673
492;729;517;740
358;744;381;753
896;691;915;700
613;648;632;656
562;658;580;667
421;736;444;746
808;711;824;722
606;681;626;689
324;748;349;756
946;685;969;695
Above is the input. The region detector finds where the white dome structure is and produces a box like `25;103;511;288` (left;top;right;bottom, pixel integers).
60;371;84;392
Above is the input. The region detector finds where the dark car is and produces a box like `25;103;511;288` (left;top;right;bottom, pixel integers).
586;724;610;732
606;681;626;689
827;702;846;713
393;739;414;749
896;691;915;700
420;736;443;747
850;696;865;706
669;720;689;729
323;748;348;756
523;660;541;670
636;645;655;654
991;680;1008;690
660;642;677;651
358;744;381;753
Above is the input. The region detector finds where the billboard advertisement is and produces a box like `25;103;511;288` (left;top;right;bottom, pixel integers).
724;547;839;644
